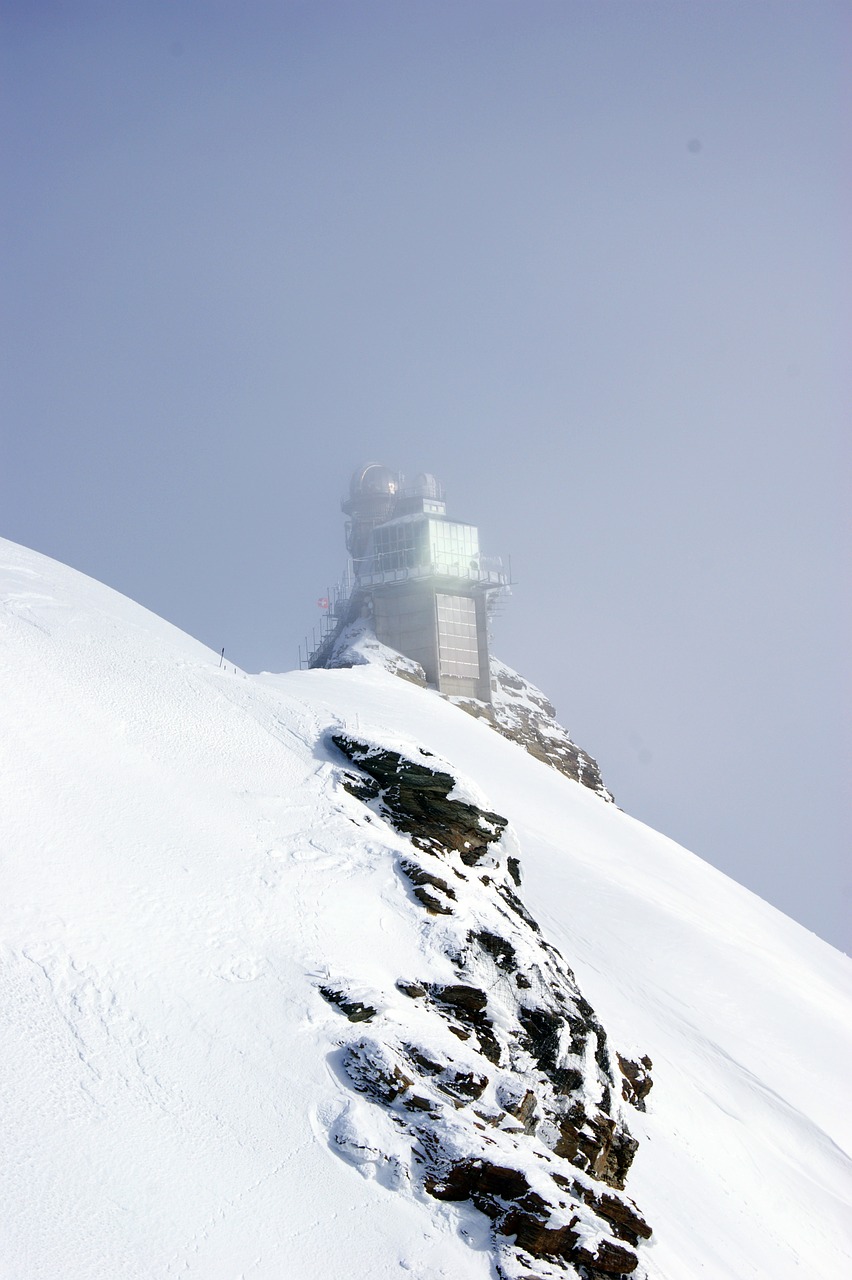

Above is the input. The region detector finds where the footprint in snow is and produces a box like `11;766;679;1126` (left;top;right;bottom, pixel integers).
216;957;264;983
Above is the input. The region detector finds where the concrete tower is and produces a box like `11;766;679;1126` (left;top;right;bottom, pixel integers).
313;465;508;703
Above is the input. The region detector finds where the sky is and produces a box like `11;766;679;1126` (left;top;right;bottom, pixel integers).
2;0;849;951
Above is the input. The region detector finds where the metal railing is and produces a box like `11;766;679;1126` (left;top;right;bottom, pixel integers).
356;560;508;589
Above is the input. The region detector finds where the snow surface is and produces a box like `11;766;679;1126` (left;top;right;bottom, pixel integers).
1;536;850;1278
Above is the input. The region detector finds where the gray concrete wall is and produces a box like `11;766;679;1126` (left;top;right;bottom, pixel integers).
372;580;493;703
373;582;439;686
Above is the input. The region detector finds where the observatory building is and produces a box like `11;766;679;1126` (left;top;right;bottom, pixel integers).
309;464;508;703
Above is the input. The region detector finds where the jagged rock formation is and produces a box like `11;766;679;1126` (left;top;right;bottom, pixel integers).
320;618;612;800
324;736;651;1280
454;658;613;801
616;1054;654;1112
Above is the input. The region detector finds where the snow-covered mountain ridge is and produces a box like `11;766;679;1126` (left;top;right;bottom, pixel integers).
319;615;613;800
1;537;850;1278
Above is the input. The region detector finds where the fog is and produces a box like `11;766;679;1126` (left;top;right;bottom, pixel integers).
3;2;849;950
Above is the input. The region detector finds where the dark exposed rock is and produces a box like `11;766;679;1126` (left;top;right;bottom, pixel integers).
403;1044;444;1075
428;983;502;1065
412;886;454;914
329;741;650;1280
318;987;377;1022
437;1069;489;1103
605;1126;640;1190
551;1066;585;1094
429;983;487;1013
398;858;457;915
472;928;517;971
595;1034;614;1077
426;1158;639;1276
573;992;597;1021
498;1209;580;1261
396;979;427;999
554;1107;638;1191
518;1004;563;1073
491;662;612;799
426;1157;531;1204
343;1043;412;1103
570;1181;652;1247
566;1002;602;1055
331;734;507;865
496;882;541;932
576;1237;640;1276
617;1053;654;1112
399;859;457;899
404;1094;436;1113
339;771;380;803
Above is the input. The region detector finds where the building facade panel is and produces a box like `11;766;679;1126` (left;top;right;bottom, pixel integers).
436;593;480;679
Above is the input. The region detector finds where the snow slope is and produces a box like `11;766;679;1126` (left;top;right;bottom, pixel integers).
1;537;850;1278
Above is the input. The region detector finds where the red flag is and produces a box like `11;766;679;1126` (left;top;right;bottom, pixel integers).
316;597;329;609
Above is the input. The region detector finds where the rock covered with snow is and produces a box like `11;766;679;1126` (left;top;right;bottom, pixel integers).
320;613;428;685
455;657;613;801
327;734;651;1278
322;615;612;800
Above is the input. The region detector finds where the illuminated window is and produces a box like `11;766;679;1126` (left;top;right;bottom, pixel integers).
428;520;479;576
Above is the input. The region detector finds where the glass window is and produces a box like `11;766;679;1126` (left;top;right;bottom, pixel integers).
373;520;429;573
428;520;479;577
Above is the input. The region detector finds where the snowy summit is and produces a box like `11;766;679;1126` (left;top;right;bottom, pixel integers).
1;535;850;1279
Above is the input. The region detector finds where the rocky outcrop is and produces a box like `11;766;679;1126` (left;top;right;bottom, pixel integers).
318;617;613;801
323;737;650;1279
616;1054;654;1112
333;735;507;866
319;987;377;1023
452;658;613;801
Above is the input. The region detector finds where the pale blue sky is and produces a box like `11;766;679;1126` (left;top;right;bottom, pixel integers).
3;1;849;950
